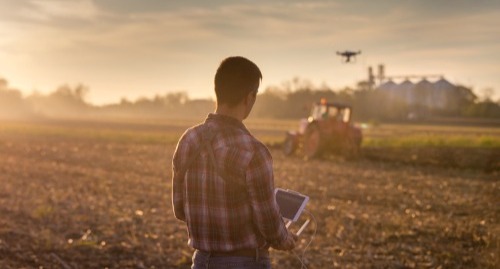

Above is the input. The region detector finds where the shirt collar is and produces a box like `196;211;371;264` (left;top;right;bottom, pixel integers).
205;113;248;132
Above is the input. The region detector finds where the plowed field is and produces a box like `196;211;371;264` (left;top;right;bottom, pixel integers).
0;119;498;268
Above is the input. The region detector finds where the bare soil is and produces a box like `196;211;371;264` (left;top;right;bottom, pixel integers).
0;120;498;268
362;147;499;172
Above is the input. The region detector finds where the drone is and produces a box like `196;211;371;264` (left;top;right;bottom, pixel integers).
336;50;361;63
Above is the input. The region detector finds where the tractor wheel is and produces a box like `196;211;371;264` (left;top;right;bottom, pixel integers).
282;134;297;156
303;124;323;159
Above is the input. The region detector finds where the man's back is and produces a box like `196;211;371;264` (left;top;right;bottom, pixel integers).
172;113;288;252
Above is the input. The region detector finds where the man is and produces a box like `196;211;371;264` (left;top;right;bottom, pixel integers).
172;56;296;269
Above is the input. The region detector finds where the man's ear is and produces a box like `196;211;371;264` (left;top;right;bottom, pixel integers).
243;90;253;105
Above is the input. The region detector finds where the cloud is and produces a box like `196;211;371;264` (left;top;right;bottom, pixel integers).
7;1;499;56
19;0;102;21
1;0;499;101
4;1;499;71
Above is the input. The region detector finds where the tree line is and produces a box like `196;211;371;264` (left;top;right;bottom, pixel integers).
1;77;499;121
252;78;500;121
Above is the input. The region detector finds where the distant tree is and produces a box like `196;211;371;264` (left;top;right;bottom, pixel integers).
443;85;476;115
0;78;32;118
25;84;91;117
464;99;500;118
480;87;494;102
120;97;132;105
0;78;8;89
48;84;90;106
0;87;24;109
165;92;188;107
253;87;287;118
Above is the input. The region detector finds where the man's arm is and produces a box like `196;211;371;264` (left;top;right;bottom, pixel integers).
171;141;186;222
245;145;296;250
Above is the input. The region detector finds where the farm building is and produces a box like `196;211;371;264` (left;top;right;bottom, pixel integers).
368;65;474;112
377;77;464;110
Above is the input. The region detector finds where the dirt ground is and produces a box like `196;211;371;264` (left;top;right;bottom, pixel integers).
0;121;498;268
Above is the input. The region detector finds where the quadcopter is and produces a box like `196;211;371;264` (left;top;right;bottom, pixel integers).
336;50;361;63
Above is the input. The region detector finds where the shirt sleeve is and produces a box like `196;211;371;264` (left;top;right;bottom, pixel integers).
245;144;289;248
172;137;187;222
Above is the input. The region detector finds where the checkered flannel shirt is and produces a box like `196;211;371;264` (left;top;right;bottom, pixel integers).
172;113;289;251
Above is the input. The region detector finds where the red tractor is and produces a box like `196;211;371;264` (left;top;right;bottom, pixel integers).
283;100;362;159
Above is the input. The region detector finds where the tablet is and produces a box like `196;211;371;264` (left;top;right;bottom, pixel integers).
274;188;309;222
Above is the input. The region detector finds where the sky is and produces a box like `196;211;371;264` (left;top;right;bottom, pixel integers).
1;0;499;105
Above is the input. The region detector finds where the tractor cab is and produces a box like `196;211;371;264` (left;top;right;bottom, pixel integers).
308;101;352;123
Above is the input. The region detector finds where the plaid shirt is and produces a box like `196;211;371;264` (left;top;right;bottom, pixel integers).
172;113;289;251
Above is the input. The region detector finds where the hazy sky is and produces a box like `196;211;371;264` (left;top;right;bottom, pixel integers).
1;0;499;105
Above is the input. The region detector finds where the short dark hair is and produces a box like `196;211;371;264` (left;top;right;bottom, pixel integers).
214;56;262;107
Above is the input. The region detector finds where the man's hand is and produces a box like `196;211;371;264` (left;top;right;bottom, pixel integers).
273;232;298;251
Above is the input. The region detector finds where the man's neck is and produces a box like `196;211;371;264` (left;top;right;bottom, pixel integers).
215;104;245;122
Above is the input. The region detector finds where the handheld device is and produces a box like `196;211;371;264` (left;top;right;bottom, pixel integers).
274;188;309;222
274;188;310;236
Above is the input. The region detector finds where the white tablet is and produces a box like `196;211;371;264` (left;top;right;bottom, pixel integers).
274;188;309;222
